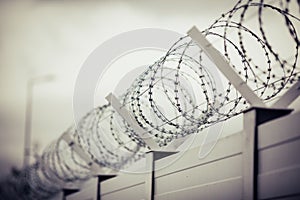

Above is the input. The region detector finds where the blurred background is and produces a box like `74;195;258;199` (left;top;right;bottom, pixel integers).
0;0;239;177
1;0;299;181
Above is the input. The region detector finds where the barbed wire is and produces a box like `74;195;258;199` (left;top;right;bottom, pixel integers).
1;0;299;199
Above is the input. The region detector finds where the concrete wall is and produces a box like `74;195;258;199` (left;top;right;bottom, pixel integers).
67;110;300;200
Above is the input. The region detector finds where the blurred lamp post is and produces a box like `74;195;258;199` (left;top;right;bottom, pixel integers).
23;74;56;167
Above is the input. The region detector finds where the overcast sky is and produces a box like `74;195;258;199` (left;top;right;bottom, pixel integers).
0;0;241;177
0;0;299;177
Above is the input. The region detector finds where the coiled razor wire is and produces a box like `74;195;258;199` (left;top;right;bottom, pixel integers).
1;0;299;199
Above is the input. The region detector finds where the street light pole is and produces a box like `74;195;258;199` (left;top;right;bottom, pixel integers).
23;80;33;167
23;74;55;167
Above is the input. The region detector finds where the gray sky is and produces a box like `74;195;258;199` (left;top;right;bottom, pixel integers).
0;0;299;177
0;0;239;176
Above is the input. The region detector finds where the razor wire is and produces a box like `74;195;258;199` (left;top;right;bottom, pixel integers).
1;0;299;199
